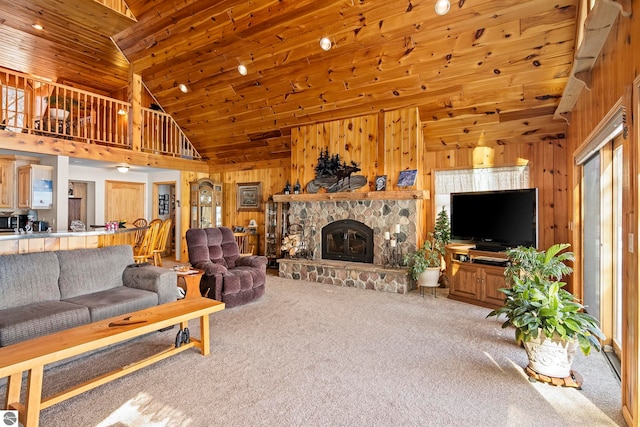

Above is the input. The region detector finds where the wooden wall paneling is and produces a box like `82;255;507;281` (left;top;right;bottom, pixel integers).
383;111;398;188
538;140;557;251
384;109;421;190
624;77;639;427
222;167;289;255
553;138;569;246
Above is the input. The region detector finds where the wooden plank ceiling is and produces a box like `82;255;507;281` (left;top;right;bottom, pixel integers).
0;0;575;168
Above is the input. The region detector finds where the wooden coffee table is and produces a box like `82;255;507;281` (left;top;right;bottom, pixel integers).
0;297;224;427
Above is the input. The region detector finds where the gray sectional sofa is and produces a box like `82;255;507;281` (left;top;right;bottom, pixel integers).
0;245;177;347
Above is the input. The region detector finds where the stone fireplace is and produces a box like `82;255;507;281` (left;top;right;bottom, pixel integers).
275;191;428;294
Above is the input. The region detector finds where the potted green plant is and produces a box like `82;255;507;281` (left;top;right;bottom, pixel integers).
403;233;442;288
487;243;605;378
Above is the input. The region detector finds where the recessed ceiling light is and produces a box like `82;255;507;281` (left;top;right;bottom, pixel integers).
319;37;332;51
179;83;189;93
32;24;44;30
237;64;248;76
434;0;450;15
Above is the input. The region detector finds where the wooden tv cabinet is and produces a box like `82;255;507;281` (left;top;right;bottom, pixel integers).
445;244;509;309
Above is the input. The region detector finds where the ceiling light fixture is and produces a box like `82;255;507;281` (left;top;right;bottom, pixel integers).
434;0;451;15
32;24;44;30
117;108;127;115
179;83;189;93
319;37;332;51
237;64;248;76
116;166;129;173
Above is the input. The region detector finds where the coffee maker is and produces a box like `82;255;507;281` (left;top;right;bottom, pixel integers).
32;220;50;232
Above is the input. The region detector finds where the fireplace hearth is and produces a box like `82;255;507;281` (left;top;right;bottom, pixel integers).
322;219;374;263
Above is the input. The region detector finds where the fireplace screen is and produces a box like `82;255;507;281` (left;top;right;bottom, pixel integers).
321;219;374;263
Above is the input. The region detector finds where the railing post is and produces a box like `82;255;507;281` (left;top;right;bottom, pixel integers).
128;69;142;152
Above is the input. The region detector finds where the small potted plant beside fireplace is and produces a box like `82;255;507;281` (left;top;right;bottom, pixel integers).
403;233;442;289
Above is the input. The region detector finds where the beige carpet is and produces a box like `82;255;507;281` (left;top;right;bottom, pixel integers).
2;276;624;426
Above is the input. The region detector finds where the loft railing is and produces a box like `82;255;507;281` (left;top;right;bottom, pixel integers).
0;67;201;160
141;108;201;159
95;0;135;19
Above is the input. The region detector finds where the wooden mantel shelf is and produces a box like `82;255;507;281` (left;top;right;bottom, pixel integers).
272;190;429;203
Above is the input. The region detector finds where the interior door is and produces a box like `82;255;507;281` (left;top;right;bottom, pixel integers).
105;181;145;224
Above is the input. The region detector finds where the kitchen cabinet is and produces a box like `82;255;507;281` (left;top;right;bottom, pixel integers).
18;164;53;209
0;158;14;208
190;178;222;229
446;244;508;309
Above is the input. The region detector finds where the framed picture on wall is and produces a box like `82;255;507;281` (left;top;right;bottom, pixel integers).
375;175;387;191
236;182;262;212
397;169;418;187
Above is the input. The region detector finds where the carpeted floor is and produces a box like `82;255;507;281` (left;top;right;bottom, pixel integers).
3;275;624;426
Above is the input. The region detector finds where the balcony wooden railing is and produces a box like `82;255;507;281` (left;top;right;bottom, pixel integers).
96;0;135;19
0;67;201;160
141;108;202;159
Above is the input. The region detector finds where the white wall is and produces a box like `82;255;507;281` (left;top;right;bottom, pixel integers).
57;160;183;256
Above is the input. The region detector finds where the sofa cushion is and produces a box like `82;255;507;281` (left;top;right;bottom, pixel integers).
0;252;61;310
57;245;134;299
63;286;158;322
0;301;90;347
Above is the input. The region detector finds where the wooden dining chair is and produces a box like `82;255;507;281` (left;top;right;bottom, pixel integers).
133;219;161;264
132;217;148;250
234;232;253;256
152;218;173;266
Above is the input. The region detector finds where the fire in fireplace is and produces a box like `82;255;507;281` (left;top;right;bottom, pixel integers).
321;219;374;263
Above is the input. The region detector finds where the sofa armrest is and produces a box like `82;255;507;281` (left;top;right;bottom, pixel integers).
123;264;177;304
192;261;226;300
235;255;268;269
193;260;227;276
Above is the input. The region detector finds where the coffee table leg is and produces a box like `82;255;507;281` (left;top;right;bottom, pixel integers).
199;314;210;356
24;365;44;427
6;372;22;410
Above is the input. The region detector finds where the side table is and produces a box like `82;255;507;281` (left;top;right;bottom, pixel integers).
176;269;205;299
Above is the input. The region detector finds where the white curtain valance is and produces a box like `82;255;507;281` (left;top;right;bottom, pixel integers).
435;165;530;195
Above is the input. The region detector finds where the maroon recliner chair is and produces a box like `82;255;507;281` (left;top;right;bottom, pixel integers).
186;227;267;308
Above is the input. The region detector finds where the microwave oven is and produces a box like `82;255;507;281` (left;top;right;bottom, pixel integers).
0;215;28;231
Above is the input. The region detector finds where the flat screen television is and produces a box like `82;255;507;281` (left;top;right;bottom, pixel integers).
450;188;538;251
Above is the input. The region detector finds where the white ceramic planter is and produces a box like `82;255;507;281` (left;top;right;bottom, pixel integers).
417;267;441;288
523;332;578;378
49;108;70;120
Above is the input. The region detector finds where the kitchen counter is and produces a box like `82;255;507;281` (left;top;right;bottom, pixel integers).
0;227;143;255
0;226;143;241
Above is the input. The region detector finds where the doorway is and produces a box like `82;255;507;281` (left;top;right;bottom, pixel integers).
579;123;624;378
153;182;176;259
68;181;91;230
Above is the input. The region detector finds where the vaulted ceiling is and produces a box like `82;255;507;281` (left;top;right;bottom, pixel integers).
0;0;575;168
